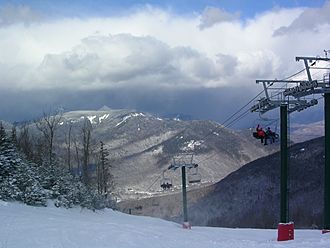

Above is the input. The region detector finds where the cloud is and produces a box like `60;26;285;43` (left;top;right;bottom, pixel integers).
1;4;328;91
0;4;329;125
29;34;225;90
273;1;330;36
0;4;41;27
199;6;240;30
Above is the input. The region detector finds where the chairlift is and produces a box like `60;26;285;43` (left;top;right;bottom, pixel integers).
188;165;201;184
160;171;173;190
252;113;279;145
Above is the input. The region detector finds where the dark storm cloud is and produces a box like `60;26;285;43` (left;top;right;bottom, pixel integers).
0;86;266;129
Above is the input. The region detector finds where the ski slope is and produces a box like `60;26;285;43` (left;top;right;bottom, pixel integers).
0;200;329;248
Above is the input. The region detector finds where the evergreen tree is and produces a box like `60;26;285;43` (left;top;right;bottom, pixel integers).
0;126;47;206
0;122;5;147
0;121;116;210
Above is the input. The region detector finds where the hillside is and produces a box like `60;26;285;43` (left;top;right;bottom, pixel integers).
187;136;325;228
118;136;325;229
21;107;276;200
290;121;324;143
0;200;329;248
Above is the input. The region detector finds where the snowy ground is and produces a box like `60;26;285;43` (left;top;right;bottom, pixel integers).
0;201;329;248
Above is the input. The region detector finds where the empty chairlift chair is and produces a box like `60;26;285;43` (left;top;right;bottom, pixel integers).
188;165;201;184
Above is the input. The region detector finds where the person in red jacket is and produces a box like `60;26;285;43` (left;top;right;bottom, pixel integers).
256;124;266;144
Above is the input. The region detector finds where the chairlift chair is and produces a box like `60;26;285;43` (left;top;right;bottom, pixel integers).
188;166;201;184
252;113;279;145
160;171;173;190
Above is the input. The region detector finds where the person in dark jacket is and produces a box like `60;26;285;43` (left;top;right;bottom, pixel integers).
266;127;276;144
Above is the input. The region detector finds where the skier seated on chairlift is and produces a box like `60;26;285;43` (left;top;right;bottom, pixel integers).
254;125;278;145
265;127;276;144
254;124;266;144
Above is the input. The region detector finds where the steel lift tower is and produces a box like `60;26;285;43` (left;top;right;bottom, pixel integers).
250;55;329;240
284;56;330;234
168;153;199;229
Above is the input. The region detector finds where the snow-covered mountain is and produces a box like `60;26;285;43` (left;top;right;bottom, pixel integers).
36;107;276;200
4;107;276;201
0;200;329;248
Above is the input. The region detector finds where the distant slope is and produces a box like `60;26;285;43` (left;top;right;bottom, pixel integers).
290;121;324;143
54;108;276;200
188;137;325;228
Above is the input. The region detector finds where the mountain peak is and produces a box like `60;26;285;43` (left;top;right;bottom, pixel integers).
98;105;113;111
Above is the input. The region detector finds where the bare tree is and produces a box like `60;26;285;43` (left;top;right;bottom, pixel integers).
11;126;17;146
72;135;81;176
17;124;34;161
64;123;73;171
82;118;92;186
97;141;114;197
32;136;46;166
35;109;63;168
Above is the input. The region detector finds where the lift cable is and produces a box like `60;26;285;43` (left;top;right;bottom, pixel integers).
193;67;316;165
145;169;167;191
145;67;321;191
224;109;251;128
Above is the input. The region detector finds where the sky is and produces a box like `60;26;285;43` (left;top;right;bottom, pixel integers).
0;0;329;127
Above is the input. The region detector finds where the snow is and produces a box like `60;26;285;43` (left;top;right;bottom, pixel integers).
87;115;97;124
182;139;204;151
152;145;163;155
99;114;110;123
116;115;131;127
0;201;329;248
116;113;145;127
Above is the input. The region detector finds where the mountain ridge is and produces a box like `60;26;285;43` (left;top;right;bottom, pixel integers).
2;107;278;201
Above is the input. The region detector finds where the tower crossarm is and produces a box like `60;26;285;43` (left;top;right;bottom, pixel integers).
296;56;330;83
250;98;312;114
283;80;318;97
296;56;330;62
288;99;318;113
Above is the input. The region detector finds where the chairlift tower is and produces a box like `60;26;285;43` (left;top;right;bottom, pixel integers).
168;153;198;229
284;55;330;233
250;55;330;240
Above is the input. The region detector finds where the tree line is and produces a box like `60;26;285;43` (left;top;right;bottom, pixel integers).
0;109;115;209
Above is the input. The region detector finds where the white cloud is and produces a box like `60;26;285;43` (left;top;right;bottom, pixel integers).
273;1;330;36
199;6;240;30
26;34;224;90
0;4;329;92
